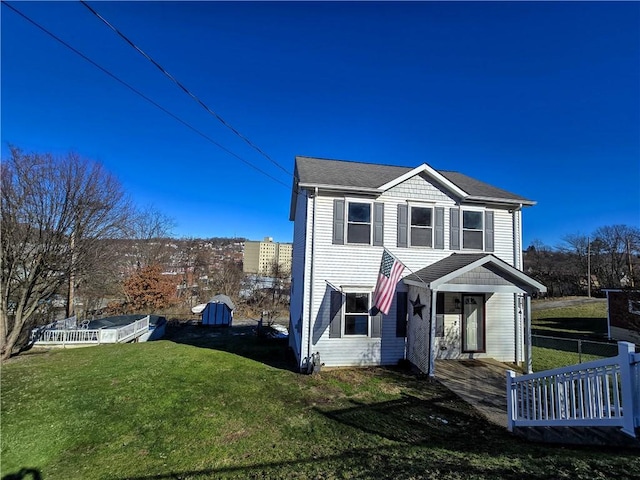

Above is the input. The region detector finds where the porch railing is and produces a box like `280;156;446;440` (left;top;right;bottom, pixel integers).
31;316;150;346
507;342;639;437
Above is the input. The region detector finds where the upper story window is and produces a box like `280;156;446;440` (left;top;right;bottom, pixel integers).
449;207;493;252
397;204;443;250
347;202;371;244
410;206;433;247
333;199;383;247
344;292;369;335
462;210;483;249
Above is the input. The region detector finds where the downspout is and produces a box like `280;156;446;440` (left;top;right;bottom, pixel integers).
512;204;523;365
305;187;318;371
512;203;522;269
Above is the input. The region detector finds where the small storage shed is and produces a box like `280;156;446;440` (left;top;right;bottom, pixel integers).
201;294;235;326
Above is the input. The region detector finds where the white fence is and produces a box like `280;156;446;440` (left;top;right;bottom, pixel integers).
32;316;150;346
507;342;639;438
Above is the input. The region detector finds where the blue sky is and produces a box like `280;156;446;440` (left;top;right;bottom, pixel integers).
2;1;639;247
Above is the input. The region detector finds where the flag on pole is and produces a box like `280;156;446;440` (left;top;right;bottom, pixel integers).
373;249;405;315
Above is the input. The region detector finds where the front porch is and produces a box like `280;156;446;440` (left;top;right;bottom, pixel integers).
403;253;547;375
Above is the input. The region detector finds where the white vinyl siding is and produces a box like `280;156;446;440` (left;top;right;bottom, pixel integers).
289;190;309;363
434;292;517;363
484;293;517;362
493;209;516;265
292;170;525;369
305;195;407;367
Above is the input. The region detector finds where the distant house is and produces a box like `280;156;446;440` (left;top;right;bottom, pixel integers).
604;289;640;344
288;156;546;374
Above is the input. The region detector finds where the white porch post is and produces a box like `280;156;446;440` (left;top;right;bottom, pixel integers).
429;288;437;377
525;294;532;374
506;370;516;432
618;341;637;436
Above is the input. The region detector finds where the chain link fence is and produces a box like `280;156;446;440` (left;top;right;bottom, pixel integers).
532;334;619;364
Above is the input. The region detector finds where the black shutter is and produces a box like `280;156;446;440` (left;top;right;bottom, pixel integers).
396;291;407;337
450;207;460;250
434;207;444;249
333;199;344;245
371;310;382;338
397;204;408;248
329;290;343;338
485;210;494;252
373;202;384;246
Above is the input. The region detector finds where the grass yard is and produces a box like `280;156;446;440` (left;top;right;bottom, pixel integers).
531;300;608;339
2;324;640;480
531;346;604;372
531;298;616;371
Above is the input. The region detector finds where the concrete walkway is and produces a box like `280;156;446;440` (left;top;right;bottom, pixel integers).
434;359;514;428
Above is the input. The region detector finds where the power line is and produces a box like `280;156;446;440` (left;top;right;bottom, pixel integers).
2;1;291;190
80;0;293;177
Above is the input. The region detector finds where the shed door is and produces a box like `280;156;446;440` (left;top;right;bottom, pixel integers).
462;295;485;352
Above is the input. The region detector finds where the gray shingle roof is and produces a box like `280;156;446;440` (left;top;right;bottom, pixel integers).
296;156;411;190
403;253;546;293
294;156;534;204
404;253;490;285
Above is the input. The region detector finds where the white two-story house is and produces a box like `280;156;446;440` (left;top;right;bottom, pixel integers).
288;156;546;375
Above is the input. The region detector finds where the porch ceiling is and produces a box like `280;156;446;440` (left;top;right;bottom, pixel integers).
403;253;547;295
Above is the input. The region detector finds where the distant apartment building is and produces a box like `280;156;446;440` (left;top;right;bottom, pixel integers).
243;237;293;276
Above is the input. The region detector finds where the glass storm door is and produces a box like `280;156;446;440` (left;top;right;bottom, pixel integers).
463;295;484;352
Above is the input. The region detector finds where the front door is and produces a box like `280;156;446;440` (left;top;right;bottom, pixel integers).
462;295;485;352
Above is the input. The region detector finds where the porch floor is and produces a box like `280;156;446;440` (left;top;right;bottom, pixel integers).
434;359;513;428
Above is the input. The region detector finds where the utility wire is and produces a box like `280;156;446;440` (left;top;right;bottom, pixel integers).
2;1;290;189
80;0;293;177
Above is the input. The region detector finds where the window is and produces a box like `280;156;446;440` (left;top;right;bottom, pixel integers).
410;206;433;247
344;292;369;335
462;211;483;249
334;199;383;246
347;202;371;244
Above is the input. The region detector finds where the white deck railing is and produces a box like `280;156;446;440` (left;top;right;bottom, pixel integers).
507;342;639;438
32;316;150;346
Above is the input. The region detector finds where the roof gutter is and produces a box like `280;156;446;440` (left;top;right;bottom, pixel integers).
298;182;382;194
465;196;536;207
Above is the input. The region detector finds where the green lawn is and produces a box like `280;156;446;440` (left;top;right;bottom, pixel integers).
531;346;603;372
531;299;614;371
2;325;639;480
532;301;608;339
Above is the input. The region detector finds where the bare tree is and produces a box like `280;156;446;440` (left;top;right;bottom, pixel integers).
0;147;131;360
592;225;640;288
127;206;176;269
241;260;290;320
209;257;244;299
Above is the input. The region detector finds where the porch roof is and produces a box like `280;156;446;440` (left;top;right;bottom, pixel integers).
403;253;547;295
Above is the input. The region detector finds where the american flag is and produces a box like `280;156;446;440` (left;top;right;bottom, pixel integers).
373;249;405;315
